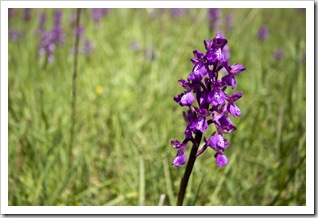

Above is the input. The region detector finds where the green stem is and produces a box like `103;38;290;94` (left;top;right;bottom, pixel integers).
177;131;203;206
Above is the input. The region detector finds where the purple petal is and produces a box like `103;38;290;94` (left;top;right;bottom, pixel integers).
178;79;192;91
193;50;205;59
185;127;192;139
183;110;195;124
217;116;236;134
204;39;213;51
173;94;181;103
189;117;208;133
207;89;225;107
223;44;230;60
208;134;224;150
195;108;210;117
173;150;187;167
215;152;228;167
180;92;195;106
212;35;227;49
206;48;224;64
222;74;236;89
199;91;206;106
225;92;243;102
230;63;246;75
227;103;241;117
171;140;186;150
188;62;208;81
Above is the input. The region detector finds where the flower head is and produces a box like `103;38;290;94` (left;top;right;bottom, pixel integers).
37;10;66;63
91;8;110;23
9;29;22;42
207;8;222;32
38;12;46;32
23;8;31;22
273;49;284;60
95;86;103;94
258;25;268;41
52;11;64;45
226;13;234;32
171;34;245;167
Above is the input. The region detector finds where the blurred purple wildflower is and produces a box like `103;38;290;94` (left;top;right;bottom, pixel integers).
38;30;55;63
9;29;22;42
8;8;15;19
273;49;284;60
51;10;64;45
171;8;188;17
258;25;268;41
171;34;245;167
70;39;93;57
91;8;109;23
207;8;222;32
76;25;84;38
23;8;31;22
147;8;165;19
54;10;62;25
38;12;46;32
82;39;93;57
69;11;77;27
129;41;141;51
226;13;234;32
37;10;65;63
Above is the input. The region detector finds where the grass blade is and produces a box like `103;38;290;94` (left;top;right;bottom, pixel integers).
139;156;145;206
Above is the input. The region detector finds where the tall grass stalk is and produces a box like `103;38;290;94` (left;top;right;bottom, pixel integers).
69;8;82;167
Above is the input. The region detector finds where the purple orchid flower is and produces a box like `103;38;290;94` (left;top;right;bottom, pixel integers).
171;34;245;167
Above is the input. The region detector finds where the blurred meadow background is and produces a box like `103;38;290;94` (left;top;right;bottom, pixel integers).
8;8;306;206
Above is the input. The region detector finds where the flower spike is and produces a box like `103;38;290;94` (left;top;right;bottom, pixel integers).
171;34;245;167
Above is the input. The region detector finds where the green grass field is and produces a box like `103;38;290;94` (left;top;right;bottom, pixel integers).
8;8;306;206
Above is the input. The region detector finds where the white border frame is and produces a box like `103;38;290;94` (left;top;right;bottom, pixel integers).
1;1;314;215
